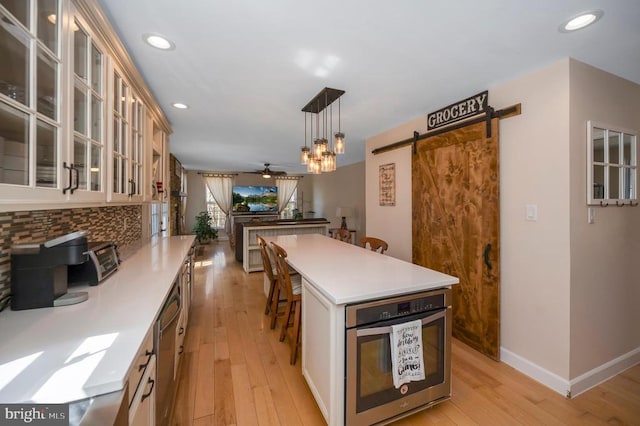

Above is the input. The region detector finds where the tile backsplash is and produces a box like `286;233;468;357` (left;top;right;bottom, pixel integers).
0;205;142;299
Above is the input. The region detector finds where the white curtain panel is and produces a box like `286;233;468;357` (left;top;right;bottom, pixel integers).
276;177;299;214
203;175;234;232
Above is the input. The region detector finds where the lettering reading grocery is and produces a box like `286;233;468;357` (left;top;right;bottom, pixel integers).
427;90;488;130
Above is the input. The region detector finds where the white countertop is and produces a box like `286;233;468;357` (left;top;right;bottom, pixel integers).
267;234;458;305
0;235;195;404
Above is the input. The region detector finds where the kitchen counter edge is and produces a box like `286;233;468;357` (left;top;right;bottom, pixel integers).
0;235;195;404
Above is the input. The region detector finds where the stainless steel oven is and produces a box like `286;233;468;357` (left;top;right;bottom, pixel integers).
345;288;451;425
155;279;181;425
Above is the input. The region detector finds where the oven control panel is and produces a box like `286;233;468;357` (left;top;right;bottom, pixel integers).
349;291;447;327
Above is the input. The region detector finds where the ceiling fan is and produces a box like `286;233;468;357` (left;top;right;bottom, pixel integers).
251;163;287;178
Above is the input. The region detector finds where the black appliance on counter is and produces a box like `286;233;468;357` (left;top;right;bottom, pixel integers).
68;241;120;286
10;231;90;310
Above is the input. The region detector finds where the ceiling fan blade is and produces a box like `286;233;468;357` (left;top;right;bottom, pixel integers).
254;163;286;176
243;163;287;176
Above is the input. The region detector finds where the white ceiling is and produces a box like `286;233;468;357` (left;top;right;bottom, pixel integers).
97;0;640;175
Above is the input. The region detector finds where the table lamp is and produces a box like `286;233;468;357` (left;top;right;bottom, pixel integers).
336;207;352;230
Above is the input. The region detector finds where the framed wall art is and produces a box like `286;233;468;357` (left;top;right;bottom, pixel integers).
379;163;396;206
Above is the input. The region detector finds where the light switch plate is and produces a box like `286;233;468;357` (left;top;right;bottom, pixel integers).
588;207;595;224
525;204;538;221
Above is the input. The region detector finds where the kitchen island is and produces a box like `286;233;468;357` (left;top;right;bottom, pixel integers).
0;235;195;424
239;219;330;272
266;234;459;425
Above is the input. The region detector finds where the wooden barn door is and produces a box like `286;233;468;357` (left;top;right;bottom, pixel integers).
412;119;500;360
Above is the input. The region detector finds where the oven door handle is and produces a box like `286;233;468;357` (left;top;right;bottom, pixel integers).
159;295;181;335
355;309;446;337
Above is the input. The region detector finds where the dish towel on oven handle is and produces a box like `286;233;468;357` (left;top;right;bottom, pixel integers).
390;319;425;388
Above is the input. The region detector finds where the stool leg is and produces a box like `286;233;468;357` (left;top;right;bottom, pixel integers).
270;284;280;330
265;277;276;315
280;300;293;342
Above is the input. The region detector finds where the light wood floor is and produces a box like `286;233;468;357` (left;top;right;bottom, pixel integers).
171;242;640;425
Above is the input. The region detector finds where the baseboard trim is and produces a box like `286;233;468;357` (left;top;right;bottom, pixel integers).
568;346;640;397
500;346;640;398
500;347;570;397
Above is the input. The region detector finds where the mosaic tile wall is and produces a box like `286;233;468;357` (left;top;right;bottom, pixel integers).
169;153;184;235
0;205;142;299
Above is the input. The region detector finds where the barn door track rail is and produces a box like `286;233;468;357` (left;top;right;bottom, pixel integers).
372;103;521;156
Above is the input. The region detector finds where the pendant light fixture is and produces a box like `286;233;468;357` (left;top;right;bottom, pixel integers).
334;97;345;154
301;87;345;174
313;103;327;161
328;102;337;171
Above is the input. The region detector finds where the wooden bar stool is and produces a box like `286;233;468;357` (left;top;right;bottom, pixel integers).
360;236;389;254
335;228;352;242
257;235;299;330
270;242;302;365
257;235;279;325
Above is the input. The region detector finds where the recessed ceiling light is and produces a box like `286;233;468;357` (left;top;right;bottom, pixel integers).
143;33;175;50
172;103;189;109
559;10;603;32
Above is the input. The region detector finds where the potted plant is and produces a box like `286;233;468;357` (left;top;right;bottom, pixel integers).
192;211;218;244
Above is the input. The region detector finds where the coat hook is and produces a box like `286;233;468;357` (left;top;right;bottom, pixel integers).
616;200;625;207
630;200;639;207
600;201;608;207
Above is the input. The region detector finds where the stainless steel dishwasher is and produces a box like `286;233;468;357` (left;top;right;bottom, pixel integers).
155;279;181;425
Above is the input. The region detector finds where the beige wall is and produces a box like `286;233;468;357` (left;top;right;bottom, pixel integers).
307;162;366;242
490;59;573;379
185;171;207;232
568;60;640;378
365;60;573;377
365;58;640;394
295;173;314;218
365;121;420;261
185;171;280;231
185;166;363;238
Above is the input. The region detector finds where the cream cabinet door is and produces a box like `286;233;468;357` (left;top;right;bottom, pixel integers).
174;309;187;379
129;355;156;426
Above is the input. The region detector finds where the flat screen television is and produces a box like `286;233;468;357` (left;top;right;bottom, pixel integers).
232;185;278;213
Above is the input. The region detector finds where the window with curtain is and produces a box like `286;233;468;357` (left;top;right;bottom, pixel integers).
276;176;301;217
206;187;226;229
202;174;235;231
282;191;297;218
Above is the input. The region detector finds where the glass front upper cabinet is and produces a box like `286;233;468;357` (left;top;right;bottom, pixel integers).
112;72;129;197
0;0;156;207
0;0;61;189
587;121;637;205
130;95;143;197
111;68;144;201
73;17;104;193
